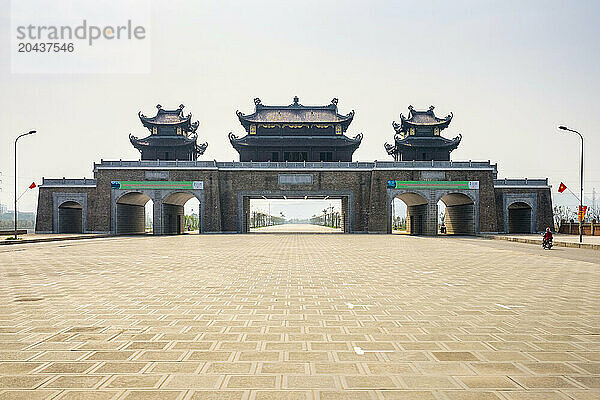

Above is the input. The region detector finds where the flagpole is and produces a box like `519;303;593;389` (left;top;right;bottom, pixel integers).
559;126;584;243
16;184;35;203
565;186;580;204
14;131;36;240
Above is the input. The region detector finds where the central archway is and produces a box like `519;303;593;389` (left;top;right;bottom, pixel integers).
438;192;475;235
116;192;153;235
238;191;353;233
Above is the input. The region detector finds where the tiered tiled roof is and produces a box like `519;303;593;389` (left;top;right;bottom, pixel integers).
236;96;354;133
138;104;199;133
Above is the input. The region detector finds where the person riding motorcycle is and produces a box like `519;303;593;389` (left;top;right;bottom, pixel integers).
542;227;553;249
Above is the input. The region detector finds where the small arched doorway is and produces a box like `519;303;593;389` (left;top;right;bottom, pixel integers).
392;192;429;235
58;201;83;233
116;192;153;235
438;193;475;235
508;202;532;233
162;192;201;234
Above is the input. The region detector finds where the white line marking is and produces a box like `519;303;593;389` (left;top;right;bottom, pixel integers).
495;303;525;309
346;302;370;309
353;346;394;355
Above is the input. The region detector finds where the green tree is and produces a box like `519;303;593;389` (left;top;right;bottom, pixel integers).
185;214;199;231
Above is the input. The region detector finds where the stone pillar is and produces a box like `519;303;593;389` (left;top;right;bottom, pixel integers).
341;196;349;233
242;196;250;233
153;198;162;235
425;194;438;236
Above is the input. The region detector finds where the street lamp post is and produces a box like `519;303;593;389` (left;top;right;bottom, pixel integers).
14;130;37;240
558;126;583;243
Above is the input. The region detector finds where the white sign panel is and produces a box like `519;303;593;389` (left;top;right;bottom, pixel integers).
193;181;204;190
468;181;480;190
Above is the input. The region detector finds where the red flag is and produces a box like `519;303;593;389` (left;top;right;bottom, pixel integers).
558;182;567;193
28;182;36;189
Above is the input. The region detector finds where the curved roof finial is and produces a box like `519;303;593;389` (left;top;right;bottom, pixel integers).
179;104;185;110
156;104;162;110
331;98;338;106
254;97;261;106
293;96;299;105
429;105;435;111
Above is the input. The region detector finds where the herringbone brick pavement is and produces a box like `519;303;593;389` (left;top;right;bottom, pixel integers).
0;234;598;399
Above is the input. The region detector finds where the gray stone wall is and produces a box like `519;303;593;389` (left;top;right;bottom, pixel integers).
37;165;550;235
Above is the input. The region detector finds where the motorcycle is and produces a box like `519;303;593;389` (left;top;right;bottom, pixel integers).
542;237;553;250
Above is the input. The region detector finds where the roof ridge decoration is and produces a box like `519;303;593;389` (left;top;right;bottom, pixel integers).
138;103;199;133
393;105;453;135
236;97;355;133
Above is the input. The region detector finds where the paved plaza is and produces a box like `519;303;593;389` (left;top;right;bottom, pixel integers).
0;234;598;400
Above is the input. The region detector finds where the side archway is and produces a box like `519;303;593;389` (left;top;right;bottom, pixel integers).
52;193;88;234
437;192;476;235
508;201;533;233
115;192;153;235
388;190;430;235
161;191;203;235
58;201;83;233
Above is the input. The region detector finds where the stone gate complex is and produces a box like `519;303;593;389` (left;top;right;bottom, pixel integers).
35;99;553;235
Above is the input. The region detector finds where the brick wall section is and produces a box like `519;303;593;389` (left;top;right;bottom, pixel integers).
37;166;552;234
559;221;600;236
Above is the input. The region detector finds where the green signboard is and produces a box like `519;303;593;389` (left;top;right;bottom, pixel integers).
387;180;479;190
111;181;203;190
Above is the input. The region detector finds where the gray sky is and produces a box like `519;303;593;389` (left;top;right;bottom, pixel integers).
1;0;599;213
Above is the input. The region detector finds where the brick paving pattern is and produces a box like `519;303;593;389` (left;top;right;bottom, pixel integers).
0;234;598;399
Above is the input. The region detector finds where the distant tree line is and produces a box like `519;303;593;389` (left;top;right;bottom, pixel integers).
250;212;285;228
553;204;599;230
0;212;36;229
310;207;341;228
